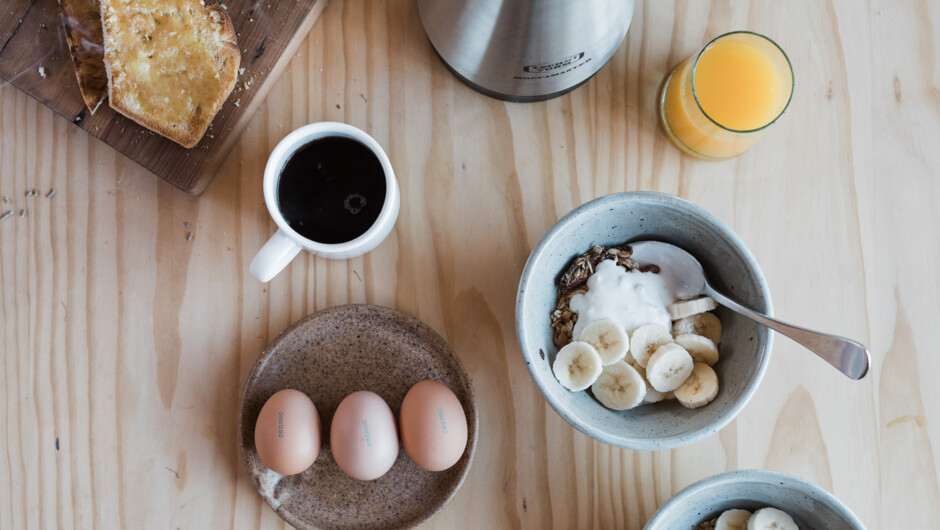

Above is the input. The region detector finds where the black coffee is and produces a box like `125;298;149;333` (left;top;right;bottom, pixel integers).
277;137;386;244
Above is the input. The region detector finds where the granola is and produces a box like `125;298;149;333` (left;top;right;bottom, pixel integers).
694;518;717;530
550;243;639;348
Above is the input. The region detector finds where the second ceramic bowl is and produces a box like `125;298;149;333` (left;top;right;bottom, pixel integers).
515;192;773;450
645;470;865;529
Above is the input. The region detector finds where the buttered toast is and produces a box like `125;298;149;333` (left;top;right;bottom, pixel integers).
100;0;240;148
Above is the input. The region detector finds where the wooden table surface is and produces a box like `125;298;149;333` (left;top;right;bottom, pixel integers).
1;1;937;528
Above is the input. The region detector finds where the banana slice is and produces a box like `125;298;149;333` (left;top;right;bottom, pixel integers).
667;295;718;319
674;333;719;365
716;509;752;530
591;361;646;410
552;341;604;391
674;362;719;409
747;507;797;530
579;319;629;366
630;324;673;368
672;312;722;345
634;363;668;403
644;343;694;392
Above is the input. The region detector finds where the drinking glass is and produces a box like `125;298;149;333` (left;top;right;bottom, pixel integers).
658;31;794;160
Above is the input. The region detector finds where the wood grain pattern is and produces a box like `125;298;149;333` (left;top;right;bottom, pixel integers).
0;0;328;194
1;0;938;528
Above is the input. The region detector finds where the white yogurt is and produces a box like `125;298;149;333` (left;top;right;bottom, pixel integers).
569;259;677;340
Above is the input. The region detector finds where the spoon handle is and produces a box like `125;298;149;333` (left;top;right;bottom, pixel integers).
705;287;871;380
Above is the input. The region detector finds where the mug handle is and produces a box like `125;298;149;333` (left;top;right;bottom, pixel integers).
250;229;303;282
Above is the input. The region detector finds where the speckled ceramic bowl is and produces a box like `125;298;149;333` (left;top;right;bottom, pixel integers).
645;470;866;529
238;304;477;530
516;192;772;450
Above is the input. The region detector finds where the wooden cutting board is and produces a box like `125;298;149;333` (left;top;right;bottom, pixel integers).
0;0;328;194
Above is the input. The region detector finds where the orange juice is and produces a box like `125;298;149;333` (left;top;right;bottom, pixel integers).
659;32;793;160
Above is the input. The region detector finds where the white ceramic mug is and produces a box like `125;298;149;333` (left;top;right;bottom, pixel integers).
249;122;400;282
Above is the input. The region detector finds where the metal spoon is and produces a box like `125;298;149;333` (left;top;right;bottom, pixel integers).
629;241;871;380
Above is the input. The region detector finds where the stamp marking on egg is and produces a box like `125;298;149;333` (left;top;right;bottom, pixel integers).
437;407;448;434
277;411;284;438
361;420;373;447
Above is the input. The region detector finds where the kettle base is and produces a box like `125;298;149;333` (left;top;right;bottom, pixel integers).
429;43;595;104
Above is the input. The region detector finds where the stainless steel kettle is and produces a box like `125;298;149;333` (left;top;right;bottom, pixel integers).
417;0;636;102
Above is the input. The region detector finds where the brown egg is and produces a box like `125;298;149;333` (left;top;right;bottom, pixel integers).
399;380;468;471
254;389;321;475
330;391;399;481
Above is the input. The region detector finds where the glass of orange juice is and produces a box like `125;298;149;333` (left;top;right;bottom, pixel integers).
658;31;793;160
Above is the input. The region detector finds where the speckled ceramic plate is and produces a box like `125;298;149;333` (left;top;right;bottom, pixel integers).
238;304;478;530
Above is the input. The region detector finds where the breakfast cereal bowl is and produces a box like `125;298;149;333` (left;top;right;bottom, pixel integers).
645;470;865;529
515;191;772;450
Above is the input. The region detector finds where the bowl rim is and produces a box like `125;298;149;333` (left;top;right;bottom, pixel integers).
515;191;774;450
643;469;867;529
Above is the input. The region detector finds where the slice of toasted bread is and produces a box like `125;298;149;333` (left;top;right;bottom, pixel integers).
100;0;240;148
58;0;107;113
